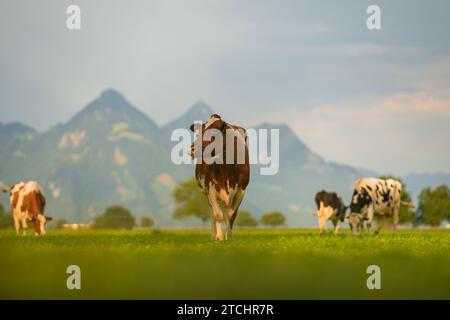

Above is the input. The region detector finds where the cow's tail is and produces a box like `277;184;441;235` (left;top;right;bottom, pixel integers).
400;201;415;209
0;181;9;193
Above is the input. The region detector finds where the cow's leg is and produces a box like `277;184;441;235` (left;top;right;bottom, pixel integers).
321;206;334;234
317;202;324;233
207;190;224;241
366;205;374;235
317;217;322;233
226;189;246;239
319;216;327;233
392;206;399;232
209;207;216;240
13;214;20;235
21;217;28;236
374;219;383;235
223;207;232;240
333;218;340;235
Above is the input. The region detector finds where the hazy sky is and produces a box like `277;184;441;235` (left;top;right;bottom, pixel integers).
1;0;449;174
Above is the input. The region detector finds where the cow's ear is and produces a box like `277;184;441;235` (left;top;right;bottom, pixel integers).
190;124;195;132
45;216;53;222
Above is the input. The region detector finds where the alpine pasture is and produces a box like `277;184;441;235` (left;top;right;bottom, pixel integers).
1;228;450;299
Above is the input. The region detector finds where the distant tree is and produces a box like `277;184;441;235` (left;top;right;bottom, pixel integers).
260;211;285;227
0;203;13;229
379;176;415;224
415;185;450;227
235;210;258;227
141;216;154;228
172;178;210;224
54;218;68;230
92;205;136;230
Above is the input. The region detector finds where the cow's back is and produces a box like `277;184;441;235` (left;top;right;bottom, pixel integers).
9;181;26;213
354;178;402;215
18;181;46;218
315;191;341;210
195;122;250;194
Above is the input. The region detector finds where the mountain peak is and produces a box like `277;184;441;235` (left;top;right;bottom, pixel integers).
65;89;158;132
96;88;131;110
186;101;214;119
161;101;215;134
100;88;122;97
0;121;36;134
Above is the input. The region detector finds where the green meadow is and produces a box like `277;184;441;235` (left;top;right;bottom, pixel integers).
1;229;450;299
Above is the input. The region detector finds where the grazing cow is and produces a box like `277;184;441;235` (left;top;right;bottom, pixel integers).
189;114;250;241
2;181;52;236
347;178;414;235
314;190;347;234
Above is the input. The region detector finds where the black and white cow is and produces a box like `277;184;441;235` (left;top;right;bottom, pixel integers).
347;178;414;235
314;190;347;234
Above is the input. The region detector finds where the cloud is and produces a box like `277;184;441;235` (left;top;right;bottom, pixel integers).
285;88;450;174
393;57;450;98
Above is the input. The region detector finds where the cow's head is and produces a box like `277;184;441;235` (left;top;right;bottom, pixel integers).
189;114;226;161
338;204;349;222
34;215;52;236
347;189;372;235
346;213;363;235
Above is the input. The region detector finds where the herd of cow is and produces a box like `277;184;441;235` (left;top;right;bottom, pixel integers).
188;114;415;239
314;177;415;235
0;114;414;239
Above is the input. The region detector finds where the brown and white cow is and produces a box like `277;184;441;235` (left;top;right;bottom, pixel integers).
189;114;250;241
2;181;52;236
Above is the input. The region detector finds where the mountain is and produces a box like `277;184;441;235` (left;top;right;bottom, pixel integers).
0;89;185;225
0;89;448;227
0;122;36;152
246;123;363;225
161;101;214;136
0;122;37;182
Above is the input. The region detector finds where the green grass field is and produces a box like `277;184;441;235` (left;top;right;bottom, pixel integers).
1;228;450;299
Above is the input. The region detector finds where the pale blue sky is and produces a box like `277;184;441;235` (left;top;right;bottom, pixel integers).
0;0;449;174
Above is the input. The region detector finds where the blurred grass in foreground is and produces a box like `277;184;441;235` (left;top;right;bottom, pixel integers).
1;229;450;299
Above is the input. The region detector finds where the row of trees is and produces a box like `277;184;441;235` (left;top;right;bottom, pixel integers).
416;185;450;227
172;179;286;227
49;206;154;230
378;176;450;227
172;177;450;228
0;178;448;229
